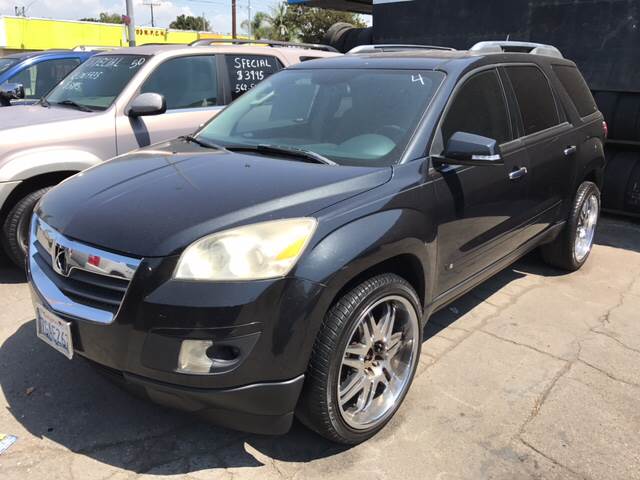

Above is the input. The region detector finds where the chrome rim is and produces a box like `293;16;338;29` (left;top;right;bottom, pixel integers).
337;295;420;430
574;193;599;262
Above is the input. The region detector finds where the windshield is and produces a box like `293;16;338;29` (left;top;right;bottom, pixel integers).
0;59;18;76
46;55;149;110
198;69;445;166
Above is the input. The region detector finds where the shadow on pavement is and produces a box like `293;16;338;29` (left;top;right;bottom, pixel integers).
0;320;350;474
1;217;637;474
596;213;640;254
0;255;25;285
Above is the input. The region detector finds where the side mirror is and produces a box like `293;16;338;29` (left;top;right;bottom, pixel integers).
128;92;167;117
0;83;25;100
440;131;503;166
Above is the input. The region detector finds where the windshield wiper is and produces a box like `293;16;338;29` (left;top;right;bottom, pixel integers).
228;144;337;166
54;100;94;112
39;97;50;108
181;135;225;150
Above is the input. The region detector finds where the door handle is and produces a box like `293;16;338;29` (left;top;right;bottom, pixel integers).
564;145;577;156
509;166;528;181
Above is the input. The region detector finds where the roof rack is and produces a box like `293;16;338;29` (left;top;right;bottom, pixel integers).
189;38;339;53
139;43;184;46
470;41;564;59
348;44;456;54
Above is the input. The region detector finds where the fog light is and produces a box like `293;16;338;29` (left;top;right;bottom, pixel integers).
178;340;214;374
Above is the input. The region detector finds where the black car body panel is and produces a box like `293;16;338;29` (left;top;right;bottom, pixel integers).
28;50;606;435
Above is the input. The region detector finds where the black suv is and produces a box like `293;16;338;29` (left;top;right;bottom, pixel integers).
27;42;606;444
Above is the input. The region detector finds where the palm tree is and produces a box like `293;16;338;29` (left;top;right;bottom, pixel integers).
242;2;298;41
268;3;293;41
241;11;271;39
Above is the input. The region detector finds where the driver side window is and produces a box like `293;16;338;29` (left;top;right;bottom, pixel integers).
141;55;218;110
441;69;512;151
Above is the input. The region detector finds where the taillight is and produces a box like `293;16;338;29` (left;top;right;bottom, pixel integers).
603;121;609;139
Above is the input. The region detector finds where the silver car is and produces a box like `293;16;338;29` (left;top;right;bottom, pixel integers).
0;43;339;266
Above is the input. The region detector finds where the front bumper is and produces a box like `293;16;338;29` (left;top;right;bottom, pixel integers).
27;217;328;434
88;358;305;434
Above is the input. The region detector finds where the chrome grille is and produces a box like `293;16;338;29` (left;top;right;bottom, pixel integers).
29;216;141;324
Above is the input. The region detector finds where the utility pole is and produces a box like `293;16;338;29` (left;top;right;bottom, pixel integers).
143;1;160;28
247;0;252;39
232;0;237;38
125;0;136;46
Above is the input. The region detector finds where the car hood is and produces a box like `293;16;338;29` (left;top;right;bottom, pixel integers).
37;139;392;257
0;103;95;129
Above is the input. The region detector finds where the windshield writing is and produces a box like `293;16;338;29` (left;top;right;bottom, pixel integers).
46;55;149;110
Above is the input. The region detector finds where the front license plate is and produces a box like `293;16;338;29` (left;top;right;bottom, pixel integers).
36;306;73;359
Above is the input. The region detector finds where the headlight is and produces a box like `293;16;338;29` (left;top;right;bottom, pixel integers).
174;218;317;281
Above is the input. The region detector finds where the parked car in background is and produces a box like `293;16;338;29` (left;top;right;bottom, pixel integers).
0;42;339;266
27;42;605;444
0;50;96;106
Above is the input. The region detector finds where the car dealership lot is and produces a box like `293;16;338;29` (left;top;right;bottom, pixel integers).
1;215;639;480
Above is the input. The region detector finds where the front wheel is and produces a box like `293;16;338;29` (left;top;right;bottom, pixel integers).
541;181;600;271
297;273;422;444
1;187;51;268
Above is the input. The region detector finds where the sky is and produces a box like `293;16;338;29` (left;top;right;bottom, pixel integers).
0;0;283;35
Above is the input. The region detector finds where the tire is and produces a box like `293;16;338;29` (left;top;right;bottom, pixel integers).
297;273;422;444
1;187;51;268
323;22;354;52
602;149;638;211
541;181;600;271
612;93;640;142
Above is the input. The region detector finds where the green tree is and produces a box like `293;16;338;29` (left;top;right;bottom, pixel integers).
285;6;366;44
241;11;272;39
245;2;366;43
79;12;123;24
169;14;211;31
267;3;295;41
240;3;297;41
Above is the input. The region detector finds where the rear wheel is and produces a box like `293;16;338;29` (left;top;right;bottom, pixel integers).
1;187;51;268
541;181;600;271
297;273;422;444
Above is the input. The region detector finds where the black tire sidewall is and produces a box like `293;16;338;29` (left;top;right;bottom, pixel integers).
2;187;50;267
324;277;422;443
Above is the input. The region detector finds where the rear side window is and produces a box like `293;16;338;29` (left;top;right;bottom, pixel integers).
553;65;597;118
505;66;559;136
442;69;512;147
225;54;282;100
142;55;218;110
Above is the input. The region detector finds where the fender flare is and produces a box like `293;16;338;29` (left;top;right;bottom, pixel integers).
0;148;103;183
293;208;436;365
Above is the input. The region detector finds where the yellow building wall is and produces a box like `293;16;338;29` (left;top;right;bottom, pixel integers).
0;16;233;51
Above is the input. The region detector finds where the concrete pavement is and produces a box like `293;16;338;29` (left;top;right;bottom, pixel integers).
1;216;639;479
